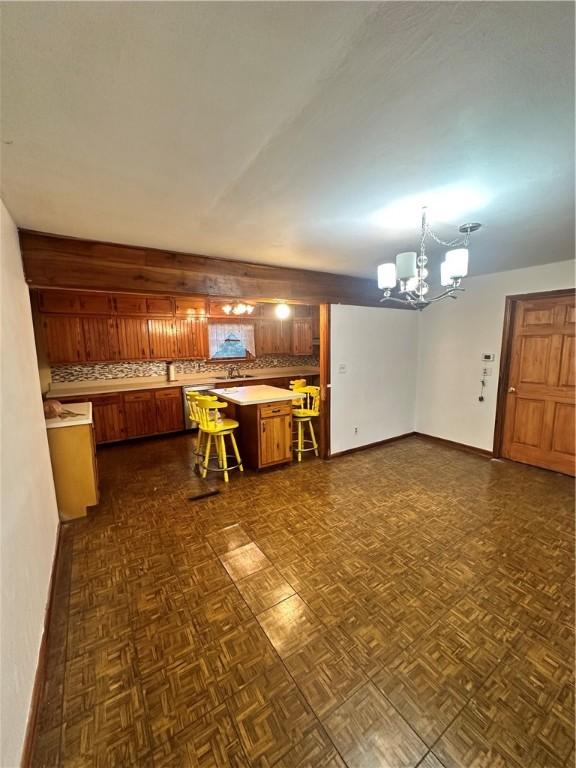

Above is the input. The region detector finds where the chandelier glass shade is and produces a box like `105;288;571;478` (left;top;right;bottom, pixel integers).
377;208;480;309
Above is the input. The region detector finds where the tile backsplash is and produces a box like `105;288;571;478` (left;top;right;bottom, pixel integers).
50;354;320;383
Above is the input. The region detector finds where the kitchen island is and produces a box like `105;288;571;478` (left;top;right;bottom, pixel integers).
210;385;304;470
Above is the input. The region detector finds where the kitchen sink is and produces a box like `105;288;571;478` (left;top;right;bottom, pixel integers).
214;374;255;380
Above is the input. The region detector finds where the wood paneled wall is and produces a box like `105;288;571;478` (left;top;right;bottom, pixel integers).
19;231;384;306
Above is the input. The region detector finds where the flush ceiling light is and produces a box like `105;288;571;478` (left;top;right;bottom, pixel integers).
377;207;481;309
275;302;291;320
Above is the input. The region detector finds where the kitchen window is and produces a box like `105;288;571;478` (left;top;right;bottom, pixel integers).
208;323;256;360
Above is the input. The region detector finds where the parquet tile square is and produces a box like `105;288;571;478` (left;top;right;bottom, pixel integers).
284;633;367;719
219;542;272;581
142;654;223;748
235;566;295;613
205;619;279;697
373;648;469;746
227;663;316;767
133;609;204;677
272;725;346;768
324;682;428;768
60;685;151;767
205;524;252;555
30;436;575;767
151;704;249;767
257;594;324;659
189;585;253;643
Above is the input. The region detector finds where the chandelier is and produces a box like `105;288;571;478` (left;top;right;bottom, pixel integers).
221;302;255;316
377;207;481;309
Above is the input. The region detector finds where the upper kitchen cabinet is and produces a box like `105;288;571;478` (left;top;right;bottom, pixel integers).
82;317;119;362
175;298;207;317
116;317;150;360
292;318;313;355
148;318;177;360
42;316;84;363
111;294;147;315
174;317;207;359
145;296;174;316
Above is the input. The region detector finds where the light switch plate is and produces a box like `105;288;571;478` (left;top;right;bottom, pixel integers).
338;363;347;374
481;353;495;361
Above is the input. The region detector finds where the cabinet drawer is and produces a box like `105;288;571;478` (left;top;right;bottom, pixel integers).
90;394;123;406
154;388;181;400
259;402;292;419
124;390;154;403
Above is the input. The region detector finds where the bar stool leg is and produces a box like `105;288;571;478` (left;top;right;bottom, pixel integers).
309;420;319;456
297;420;303;462
202;433;212;478
220;435;229;483
230;432;243;472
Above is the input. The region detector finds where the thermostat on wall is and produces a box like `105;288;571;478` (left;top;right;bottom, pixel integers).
481;353;495;362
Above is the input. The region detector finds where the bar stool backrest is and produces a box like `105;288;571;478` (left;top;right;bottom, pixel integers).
299;386;320;415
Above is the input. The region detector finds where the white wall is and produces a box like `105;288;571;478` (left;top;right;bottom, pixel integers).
415;261;575;451
1;201;59;767
330;305;418;454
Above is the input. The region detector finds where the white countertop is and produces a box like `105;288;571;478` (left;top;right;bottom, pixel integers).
210;385;304;406
46;366;319;399
45;402;93;429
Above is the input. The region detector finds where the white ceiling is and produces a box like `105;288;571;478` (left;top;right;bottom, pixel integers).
1;2;574;282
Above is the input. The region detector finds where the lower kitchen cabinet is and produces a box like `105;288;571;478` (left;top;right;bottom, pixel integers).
91;394;126;443
155;388;185;433
123;390;158;437
259;406;292;467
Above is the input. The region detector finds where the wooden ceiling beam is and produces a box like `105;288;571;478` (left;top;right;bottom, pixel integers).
19;230;384;307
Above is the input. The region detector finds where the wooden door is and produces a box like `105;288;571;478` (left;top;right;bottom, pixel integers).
82;317;119;362
154;389;185;432
116;318;150;360
148;319;177;359
259;414;292;466
175;318;208;359
91;395;125;443
123;391;157;437
42;316;84;363
502;294;575;475
292;319;313;356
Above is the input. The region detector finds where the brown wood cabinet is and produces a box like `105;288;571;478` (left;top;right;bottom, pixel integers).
148;319;177;360
91;394;125;443
123;390;158;437
256;320;292;356
292;319;313;356
116;317;150;360
175;317;207;359
41;316;84;363
155;388;185;433
259;405;292;467
82;317;119;362
175;298;207;317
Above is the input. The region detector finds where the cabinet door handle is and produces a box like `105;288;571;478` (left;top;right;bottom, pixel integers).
262;423;266;433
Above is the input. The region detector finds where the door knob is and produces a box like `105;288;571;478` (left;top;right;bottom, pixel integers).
508;387;516;393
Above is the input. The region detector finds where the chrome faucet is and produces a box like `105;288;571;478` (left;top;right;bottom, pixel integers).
227;364;241;379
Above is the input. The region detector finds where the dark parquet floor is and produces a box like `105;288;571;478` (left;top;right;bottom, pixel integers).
31;435;575;768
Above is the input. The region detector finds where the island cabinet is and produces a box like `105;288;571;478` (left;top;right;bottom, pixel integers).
258;402;293;467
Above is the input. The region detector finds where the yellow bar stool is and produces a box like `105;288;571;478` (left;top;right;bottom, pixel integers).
195;396;243;482
292;385;320;462
185;391;217;470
